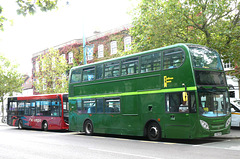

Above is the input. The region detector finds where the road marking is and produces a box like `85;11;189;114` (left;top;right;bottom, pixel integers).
140;141;159;144
89;148;163;159
92;136;107;139
115;138;131;141
163;142;176;145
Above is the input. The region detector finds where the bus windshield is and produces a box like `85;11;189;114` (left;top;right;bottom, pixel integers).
198;90;230;117
188;45;223;70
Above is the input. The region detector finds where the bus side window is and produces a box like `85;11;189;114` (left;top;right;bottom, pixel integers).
96;64;103;80
163;48;185;69
36;101;41;116
97;99;104;113
121;58;138;75
70;68;82;83
17;102;24;115
141;52;161;73
104;61;120;78
83;67;95;82
77;99;82;113
165;93;189;113
25;102;31;116
83;100;96;113
30;101;36;116
105;98;120;113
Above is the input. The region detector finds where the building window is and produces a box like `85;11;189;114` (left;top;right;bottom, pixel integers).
35;61;39;72
111;41;117;55
68;52;73;64
98;44;104;58
224;62;232;69
124;36;131;51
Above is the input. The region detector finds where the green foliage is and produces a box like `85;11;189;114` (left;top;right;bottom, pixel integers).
130;0;240;76
0;55;23;97
0;0;58;30
34;48;68;94
16;0;58;16
0;6;7;31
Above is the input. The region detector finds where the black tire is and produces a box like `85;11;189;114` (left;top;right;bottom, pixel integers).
84;120;93;135
42;121;48;131
147;122;161;141
18;120;23;129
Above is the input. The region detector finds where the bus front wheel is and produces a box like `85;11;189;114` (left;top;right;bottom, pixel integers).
147;122;161;141
42;121;48;131
18;120;23;129
84;120;93;135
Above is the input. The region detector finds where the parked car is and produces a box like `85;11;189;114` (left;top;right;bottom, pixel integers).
231;99;240;127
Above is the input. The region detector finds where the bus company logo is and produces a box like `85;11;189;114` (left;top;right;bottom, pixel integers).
29;119;42;123
164;76;174;87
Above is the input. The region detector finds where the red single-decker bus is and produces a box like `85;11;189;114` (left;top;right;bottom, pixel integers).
7;94;69;131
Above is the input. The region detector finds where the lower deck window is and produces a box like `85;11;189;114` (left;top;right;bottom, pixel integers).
165;92;196;113
105;99;120;113
76;98;121;114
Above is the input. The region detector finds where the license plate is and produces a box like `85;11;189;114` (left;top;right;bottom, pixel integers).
214;132;222;136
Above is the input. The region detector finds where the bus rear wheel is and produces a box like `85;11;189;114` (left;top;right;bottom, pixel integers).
84;120;93;135
18;120;23;129
42;121;48;131
147;122;161;141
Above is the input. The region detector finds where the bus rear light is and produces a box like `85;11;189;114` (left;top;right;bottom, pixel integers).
200;120;209;130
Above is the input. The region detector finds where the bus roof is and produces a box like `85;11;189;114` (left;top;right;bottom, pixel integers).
8;93;68;101
70;43;192;70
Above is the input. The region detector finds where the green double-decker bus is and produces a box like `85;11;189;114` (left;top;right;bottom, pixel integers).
68;43;231;140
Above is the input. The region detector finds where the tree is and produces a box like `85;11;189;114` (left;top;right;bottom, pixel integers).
130;0;240;73
34;48;68;94
0;55;23;118
0;0;59;31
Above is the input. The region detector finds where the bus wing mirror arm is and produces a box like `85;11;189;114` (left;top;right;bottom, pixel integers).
182;83;187;91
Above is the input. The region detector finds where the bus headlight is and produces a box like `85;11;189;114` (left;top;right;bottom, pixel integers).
225;117;231;128
200;120;209;130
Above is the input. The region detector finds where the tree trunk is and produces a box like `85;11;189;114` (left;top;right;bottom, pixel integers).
1;97;4;122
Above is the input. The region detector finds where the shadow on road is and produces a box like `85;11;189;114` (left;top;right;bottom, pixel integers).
6;126;231;145
74;132;227;145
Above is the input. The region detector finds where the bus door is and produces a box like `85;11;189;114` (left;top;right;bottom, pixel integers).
164;92;196;139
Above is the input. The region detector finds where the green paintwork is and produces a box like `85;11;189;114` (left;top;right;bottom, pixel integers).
68;43;231;139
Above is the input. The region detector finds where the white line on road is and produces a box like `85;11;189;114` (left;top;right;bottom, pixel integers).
88;148;163;159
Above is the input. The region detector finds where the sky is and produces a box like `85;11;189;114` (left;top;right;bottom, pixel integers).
0;0;138;75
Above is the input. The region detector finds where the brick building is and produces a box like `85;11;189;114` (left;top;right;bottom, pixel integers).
32;25;132;94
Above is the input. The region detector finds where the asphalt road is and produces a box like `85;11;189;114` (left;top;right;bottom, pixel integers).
0;125;240;159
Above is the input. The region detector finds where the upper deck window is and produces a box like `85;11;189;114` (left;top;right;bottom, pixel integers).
163;48;185;69
70;68;81;83
105;61;120;78
189;46;223;70
122;57;138;75
141;52;161;73
83;67;95;82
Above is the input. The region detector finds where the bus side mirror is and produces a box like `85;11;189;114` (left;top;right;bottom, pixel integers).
182;92;188;102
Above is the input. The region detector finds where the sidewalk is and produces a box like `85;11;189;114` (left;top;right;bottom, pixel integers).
0;122;7;126
215;128;240;139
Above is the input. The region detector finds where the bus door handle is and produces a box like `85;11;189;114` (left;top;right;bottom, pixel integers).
170;115;175;120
